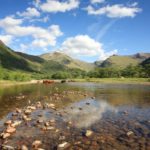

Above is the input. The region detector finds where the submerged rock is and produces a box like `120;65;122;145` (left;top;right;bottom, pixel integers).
32;140;42;149
24;109;32;115
4;120;12;126
2;145;14;150
58;142;70;150
1;132;11;139
85;130;93;137
21;145;28;150
127;131;134;136
11;120;22;127
6;126;16;134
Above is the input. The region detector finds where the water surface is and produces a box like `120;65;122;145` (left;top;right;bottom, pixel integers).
0;82;150;149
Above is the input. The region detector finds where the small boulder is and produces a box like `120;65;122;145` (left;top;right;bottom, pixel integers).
85;130;93;137
32;140;42;149
4;120;12;126
6;126;16;134
58;142;70;150
21;145;28;150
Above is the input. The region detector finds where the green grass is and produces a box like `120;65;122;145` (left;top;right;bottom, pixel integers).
71;78;150;84
101;55;144;68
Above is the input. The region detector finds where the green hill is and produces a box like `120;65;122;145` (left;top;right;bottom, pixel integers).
99;53;150;68
0;40;43;72
40;51;94;71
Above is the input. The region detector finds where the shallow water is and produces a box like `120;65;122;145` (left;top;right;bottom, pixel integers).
0;82;150;149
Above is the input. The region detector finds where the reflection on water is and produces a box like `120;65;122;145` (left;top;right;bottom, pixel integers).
63;99;117;128
0;83;150;149
0;82;150;119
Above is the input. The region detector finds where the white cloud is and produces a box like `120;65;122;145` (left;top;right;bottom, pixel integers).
0;16;22;27
40;0;79;13
0;35;13;45
85;3;141;18
91;0;105;4
60;35;117;60
0;16;63;48
17;7;40;18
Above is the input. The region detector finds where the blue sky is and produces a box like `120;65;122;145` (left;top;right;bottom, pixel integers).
0;0;149;62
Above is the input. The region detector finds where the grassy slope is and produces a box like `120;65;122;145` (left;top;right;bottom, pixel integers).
40;52;95;71
72;78;150;84
0;43;42;72
100;55;146;68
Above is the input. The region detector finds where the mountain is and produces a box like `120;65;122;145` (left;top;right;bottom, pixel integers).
0;41;94;74
98;53;150;68
40;51;94;71
0;40;44;72
0;40;150;74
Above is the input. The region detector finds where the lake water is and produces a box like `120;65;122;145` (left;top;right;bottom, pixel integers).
0;82;150;149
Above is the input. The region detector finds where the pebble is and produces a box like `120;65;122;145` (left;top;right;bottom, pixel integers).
21;145;28;150
11;120;22;127
58;142;70;150
32;140;42;148
4;120;12;126
127;131;134;136
2;145;14;150
24;109;32;115
1;132;11;139
85;130;93;137
6;126;16;134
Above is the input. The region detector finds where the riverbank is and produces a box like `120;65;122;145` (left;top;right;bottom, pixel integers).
0;78;150;87
71;78;150;85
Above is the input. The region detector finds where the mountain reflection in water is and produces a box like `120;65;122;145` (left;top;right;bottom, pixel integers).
63;99;117;128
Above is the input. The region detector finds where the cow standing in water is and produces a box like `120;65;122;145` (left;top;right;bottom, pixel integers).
43;80;55;84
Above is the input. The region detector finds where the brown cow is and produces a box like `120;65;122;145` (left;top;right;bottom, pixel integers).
43;80;55;84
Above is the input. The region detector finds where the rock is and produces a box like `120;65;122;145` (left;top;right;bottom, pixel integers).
4;120;12;126
16;108;22;113
86;102;90;105
59;136;66;140
37;119;44;123
22;115;31;121
6;126;16;133
44;122;50;127
49;119;55;123
32;140;42;148
2;145;14;150
127;131;134;136
1;132;11;139
36;102;42;108
27;106;36;110
85;130;93;137
21;145;28;150
11;120;22;127
58;142;70;150
46;126;55;130
24;109;32;115
48;103;55;109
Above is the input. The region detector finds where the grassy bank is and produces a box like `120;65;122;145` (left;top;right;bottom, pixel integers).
0;78;150;87
0;80;35;87
71;78;150;85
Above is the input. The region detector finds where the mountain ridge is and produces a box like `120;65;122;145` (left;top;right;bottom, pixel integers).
0;40;150;73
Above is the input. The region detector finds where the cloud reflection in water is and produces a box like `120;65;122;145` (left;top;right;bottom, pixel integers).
63;99;117;128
